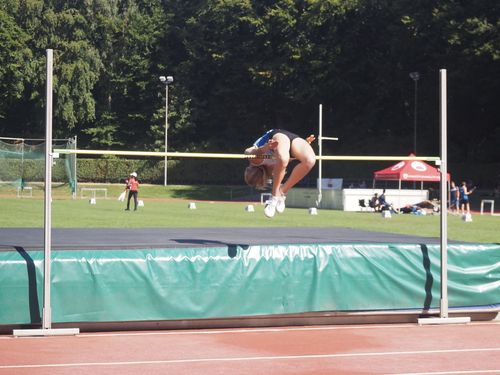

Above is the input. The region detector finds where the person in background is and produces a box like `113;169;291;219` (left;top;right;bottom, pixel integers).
378;189;388;210
378;189;397;213
369;193;380;211
459;180;475;215
125;172;139;211
449;181;459;214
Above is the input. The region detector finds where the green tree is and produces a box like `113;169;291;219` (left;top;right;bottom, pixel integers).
0;8;32;123
0;0;498;169
168;0;267;150
429;0;500;162
3;0;101;137
85;0;168;149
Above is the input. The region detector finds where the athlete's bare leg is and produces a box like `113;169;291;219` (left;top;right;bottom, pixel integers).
269;133;291;197
281;138;316;194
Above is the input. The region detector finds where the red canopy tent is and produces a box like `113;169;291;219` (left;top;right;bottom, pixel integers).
373;154;449;206
373;154;447;184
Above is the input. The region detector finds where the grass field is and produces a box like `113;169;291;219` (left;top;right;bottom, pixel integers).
1;184;499;243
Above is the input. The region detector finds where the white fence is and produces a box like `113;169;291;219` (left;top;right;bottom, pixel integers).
286;188;429;211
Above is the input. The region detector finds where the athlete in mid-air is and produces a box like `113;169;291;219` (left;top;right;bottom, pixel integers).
244;129;316;218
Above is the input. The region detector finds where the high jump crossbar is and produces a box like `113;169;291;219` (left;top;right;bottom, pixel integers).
0;136;73;142
53;148;440;162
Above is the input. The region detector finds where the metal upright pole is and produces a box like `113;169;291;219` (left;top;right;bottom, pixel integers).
418;69;469;325
13;49;79;337
315;105;338;208
42;49;54;330
439;69;449;319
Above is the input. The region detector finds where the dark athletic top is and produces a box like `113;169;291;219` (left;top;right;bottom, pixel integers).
253;129;300;148
459;185;469;203
251;129;301;166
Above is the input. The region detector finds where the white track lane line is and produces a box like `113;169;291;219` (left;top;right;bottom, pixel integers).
390;371;500;375
0;347;499;370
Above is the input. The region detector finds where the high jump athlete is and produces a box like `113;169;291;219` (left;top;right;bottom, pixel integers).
244;129;316;218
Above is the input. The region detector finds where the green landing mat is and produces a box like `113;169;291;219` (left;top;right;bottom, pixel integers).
1;243;499;325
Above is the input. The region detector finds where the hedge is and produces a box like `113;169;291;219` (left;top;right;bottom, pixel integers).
76;158;247;185
0;158;71;185
76;158;499;188
4;156;497;188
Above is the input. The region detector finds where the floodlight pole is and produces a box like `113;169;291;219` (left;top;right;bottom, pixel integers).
13;49;79;337
20;139;25;189
410;72;419;189
317;104;323;207
409;72;420;155
160;76;173;186
164;83;169;186
73;135;77;199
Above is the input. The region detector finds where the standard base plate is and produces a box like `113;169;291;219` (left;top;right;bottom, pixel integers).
13;328;80;337
418;316;471;325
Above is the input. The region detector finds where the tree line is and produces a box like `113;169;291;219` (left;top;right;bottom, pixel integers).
1;0;498;163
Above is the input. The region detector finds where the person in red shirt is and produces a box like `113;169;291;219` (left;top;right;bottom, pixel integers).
125;172;139;211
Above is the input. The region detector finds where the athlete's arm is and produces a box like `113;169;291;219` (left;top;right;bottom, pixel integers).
245;140;277;155
306;134;316;144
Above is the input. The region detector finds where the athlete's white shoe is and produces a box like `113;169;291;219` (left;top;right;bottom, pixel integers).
276;195;286;214
264;196;279;218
